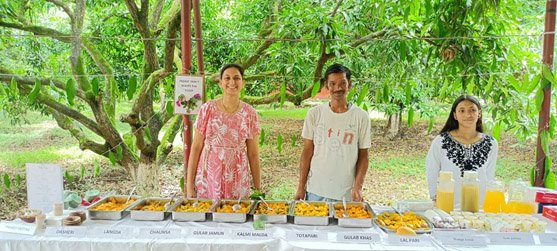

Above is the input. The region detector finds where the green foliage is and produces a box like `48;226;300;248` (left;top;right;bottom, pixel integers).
65;79;76;106
15;174;21;187
179;177;185;192
116;145;123;161
407;107;414;128
79;165;85;180
3;174;10;189
64;170;74;183
276;134;283;154
311;82;321;97
108;152;116;165
259;128;266;146
91;77;99;96
93;161;101;178
127;76;137;100
28;80;41;103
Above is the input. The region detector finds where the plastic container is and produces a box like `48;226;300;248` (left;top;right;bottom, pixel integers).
505;181;535;214
461;171;480;212
483;180;506;213
436;171;455;213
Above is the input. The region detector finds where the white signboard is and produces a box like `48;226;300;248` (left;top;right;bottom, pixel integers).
0;221;37;235
174;75;203;115
26;163;64;213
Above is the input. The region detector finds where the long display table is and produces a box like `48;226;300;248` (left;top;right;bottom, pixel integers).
1;214;556;251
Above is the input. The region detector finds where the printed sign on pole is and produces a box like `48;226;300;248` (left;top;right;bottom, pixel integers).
174;75;203;115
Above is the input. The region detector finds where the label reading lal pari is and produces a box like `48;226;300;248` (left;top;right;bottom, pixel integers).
286;231;328;242
232;230;273;240
44;226;87;237
433;232;487;247
0;222;37;235
487;232;535;245
336;232;380;243
139;228;182;239
539;233;557;245
90;227;132;239
191;228;229;239
387;234;431;246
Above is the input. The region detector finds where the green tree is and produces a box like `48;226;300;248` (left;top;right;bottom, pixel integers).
0;0;550;178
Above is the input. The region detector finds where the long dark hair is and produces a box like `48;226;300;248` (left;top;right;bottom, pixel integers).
219;63;244;79
440;95;483;133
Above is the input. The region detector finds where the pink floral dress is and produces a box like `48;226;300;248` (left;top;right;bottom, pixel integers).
194;100;260;199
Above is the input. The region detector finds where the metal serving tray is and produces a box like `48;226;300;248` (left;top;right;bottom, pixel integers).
333;202;374;228
251;200;291;224
374;211;433;234
291;201;330;226
171;199;215;222
87;195;141;220
212;199;254;223
130;197;173;221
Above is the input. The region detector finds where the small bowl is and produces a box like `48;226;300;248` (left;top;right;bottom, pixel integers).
69;211;87;222
18;209;43;223
63;216;82;226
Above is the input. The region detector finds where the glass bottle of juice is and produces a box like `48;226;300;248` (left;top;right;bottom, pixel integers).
461;171;480;212
483;180;506;213
436;171;455;213
505;180;535;214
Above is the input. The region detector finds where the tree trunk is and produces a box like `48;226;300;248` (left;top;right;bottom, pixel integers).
385;112;402;140
131;163;160;197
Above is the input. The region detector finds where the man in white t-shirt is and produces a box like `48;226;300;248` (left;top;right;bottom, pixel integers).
295;64;372;202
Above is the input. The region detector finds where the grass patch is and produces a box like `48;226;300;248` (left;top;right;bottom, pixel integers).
257;107;309;120
495;158;531;184
371;155;426;176
0;146;90;170
268;179;296;200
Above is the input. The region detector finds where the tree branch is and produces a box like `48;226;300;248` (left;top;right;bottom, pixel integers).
330;0;344;17
163;12;180;73
0;21;72;43
0;67;89;101
154;0;181;37
38;92;104;137
150;0;166;32
48;108;109;156
239;0;283;69
46;0;75;23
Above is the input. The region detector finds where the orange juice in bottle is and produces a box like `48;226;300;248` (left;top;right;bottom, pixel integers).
483;180;506;213
436;171;455;213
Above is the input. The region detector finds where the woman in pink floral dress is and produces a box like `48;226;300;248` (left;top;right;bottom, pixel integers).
186;63;261;199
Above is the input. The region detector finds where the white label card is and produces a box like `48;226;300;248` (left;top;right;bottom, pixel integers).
0;221;37;235
336;232;380;243
232;230;273;240
139;228;182;239
433;233;487;247
286;231;328;242
44;227;87;237
487;232;535;245
387;234;431;246
539;233;557;246
191;228;229;239
26;163;64;213
90;227;133;239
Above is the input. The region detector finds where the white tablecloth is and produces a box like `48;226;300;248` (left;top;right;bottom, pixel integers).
1;215;556;251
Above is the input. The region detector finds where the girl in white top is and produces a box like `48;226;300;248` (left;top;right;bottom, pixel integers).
426;95;498;209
